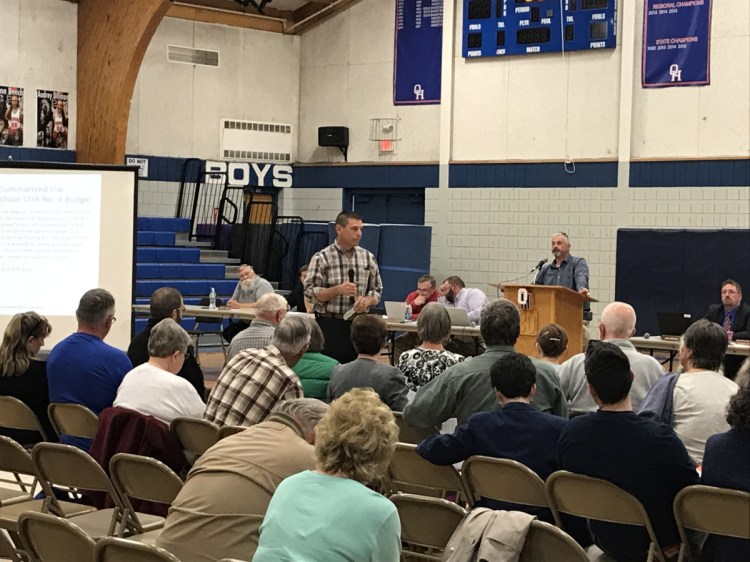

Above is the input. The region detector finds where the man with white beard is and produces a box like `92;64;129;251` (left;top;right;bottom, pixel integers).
223;263;275;342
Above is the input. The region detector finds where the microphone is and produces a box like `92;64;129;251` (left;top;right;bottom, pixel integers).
530;258;548;273
348;269;355;303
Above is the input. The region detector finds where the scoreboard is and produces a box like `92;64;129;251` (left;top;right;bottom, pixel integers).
462;0;617;58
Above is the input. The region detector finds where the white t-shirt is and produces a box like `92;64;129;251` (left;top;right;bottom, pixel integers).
114;362;205;425
672;370;738;465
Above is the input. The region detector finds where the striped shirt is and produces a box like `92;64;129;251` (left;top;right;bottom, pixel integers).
304;241;383;315
204;344;302;427
227;319;276;360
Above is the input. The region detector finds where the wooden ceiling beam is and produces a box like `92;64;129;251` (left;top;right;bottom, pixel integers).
173;0;289;20
168;4;287;33
288;0;361;34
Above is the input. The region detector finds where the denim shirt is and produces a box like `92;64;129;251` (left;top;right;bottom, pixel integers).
534;255;590;317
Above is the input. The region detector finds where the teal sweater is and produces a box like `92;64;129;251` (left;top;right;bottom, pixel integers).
292;352;338;400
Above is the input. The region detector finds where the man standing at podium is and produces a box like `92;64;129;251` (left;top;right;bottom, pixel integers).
535;232;591;321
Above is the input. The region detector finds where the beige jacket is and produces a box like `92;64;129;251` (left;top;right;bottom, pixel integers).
442;508;536;562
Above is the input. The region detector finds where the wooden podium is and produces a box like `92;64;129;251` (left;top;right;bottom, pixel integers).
502;284;594;362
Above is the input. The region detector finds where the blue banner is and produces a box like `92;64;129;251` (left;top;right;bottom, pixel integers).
393;0;443;105
642;0;712;87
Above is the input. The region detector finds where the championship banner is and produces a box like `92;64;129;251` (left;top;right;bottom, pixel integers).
393;0;443;105
642;0;712;88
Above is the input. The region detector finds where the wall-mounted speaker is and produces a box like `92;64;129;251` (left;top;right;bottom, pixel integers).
318;126;349;147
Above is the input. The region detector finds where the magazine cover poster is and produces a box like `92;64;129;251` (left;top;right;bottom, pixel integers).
1;86;24;146
37;90;69;149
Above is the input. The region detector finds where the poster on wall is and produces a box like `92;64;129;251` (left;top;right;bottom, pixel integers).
37;90;69;149
0;86;24;145
393;0;443;105
642;0;712;88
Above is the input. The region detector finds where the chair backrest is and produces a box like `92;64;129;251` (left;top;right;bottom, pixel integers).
48;402;99;440
194;297;225;325
18;512;96;562
386;443;471;504
390;493;467;559
519;520;589;562
218;424;246;440
462;456;549;508
0;436;39;505
95;537;182;562
546;470;666;562
110;453;184;507
674;484;750;539
170;417;219;456
393;412;439;444
0;396;48;440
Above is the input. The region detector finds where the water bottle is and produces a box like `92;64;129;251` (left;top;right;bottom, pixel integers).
209;287;217;310
404;304;412;322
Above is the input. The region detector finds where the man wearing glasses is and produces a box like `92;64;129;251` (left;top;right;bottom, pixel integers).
535;232;592;322
127;287;206;400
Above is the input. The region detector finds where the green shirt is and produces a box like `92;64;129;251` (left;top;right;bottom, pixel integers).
292;352;339;400
254;471;401;562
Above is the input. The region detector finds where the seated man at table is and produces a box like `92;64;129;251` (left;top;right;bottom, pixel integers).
558;342;698;562
223;263;275;342
437;276;489;356
227;293;288;361
704;278;750;380
392;275;440;360
559;301;663;417
157;398;328;562
404;299;567;428
127;287;205;400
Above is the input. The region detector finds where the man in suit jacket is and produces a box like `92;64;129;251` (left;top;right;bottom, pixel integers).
704;278;750;379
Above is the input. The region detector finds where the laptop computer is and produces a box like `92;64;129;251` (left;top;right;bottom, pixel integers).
445;306;471;327
384;301;408;322
657;312;694;340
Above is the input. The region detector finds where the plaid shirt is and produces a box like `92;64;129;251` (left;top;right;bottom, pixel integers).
227;319;276;360
204;344;302;427
304;241;383;315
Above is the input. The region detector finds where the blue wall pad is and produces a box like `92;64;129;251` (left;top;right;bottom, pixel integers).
377;224;432;302
326;223;380;257
615;228;750;336
137;231;176;247
136;248;201;264
380;269;429;303
449;161;618;188
629;159;750;187
0;146;76;163
136;217;191;232
135;296;229;307
136;280;238;298
136;264;227;280
125;154;186;182
293;164;439;189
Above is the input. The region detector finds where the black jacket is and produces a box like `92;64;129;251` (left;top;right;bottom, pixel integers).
704;302;750;341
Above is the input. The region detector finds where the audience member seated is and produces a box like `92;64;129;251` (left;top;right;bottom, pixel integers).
254;389;400;562
417;352;566;513
114;319;205;425
285;265;313;313
204;316;308;427
560;302;663;417
397;303;464;394
534;323;568;372
639;319;738;465
157;398;328;562
392;274;440;359
736;356;750;388
558;342;699;562
702;381;750;562
223;263;275;342
47;288;132;450
292;316;338;400
227;293;288;360
127;287;205;400
404;299;567;428
437;275;489;356
327;315;408;411
0;312;56;444
703;278;750;380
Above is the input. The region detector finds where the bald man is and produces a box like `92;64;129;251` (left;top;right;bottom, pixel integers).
535;232;591;321
558;301;664;417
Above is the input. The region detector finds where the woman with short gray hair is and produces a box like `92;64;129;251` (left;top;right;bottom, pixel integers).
398;303;465;393
114;318;205;424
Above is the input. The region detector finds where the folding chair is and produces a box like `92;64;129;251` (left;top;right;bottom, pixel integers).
462;456;549;509
0;395;49;441
32;442;163;539
218;424;246;440
188;296;227;361
546;470;668;562
673;484;750;562
48;402;99;440
18;511;96;562
393;412;439;445
390;493;467;561
95;536;182;562
170;417;219;458
0;436;39;506
385;443;471;505
520;519;589;562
